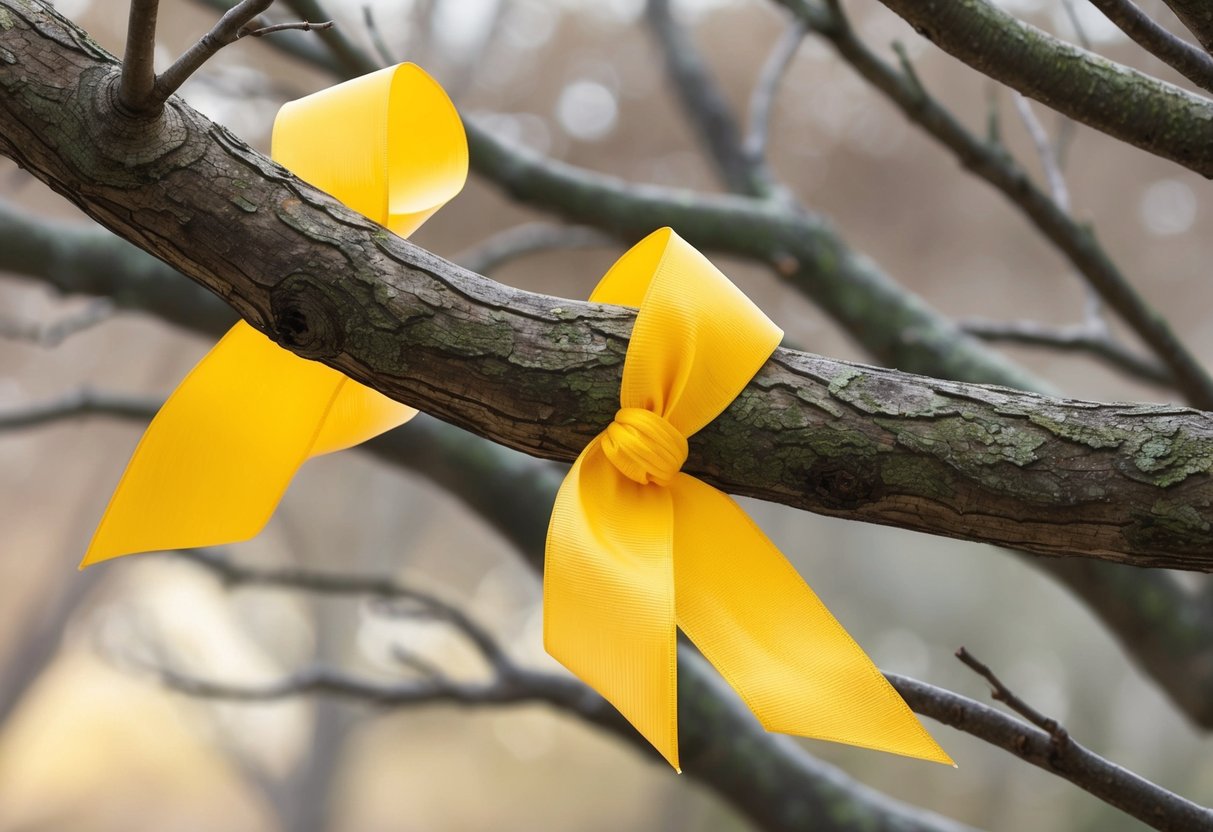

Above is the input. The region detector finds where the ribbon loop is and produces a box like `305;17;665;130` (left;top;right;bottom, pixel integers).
602;407;688;487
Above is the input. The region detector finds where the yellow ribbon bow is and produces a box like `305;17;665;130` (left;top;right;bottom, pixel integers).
545;228;952;771
83;64;468;567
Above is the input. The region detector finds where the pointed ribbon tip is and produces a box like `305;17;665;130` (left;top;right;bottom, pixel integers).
83;64;468;568
544;227;952;770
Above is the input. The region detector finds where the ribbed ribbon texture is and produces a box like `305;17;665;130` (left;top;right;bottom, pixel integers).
544;228;953;771
82;64;468;567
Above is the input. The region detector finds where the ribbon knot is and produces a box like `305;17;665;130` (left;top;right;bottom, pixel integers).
602;407;687;487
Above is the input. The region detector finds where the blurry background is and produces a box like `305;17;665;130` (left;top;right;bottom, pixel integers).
1;0;1211;829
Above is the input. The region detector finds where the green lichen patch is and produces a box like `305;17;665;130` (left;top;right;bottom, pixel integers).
827;369;957;417
1027;412;1127;449
877;415;1046;469
1127;425;1213;487
826;366;863;395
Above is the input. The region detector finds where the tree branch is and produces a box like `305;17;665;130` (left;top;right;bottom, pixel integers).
241;19;331;38
8;4;1213;564
451;222;614;276
745;16;807;169
152;551;1213;832
959;318;1170;387
150;0;274;106
1160;0;1213;55
867;0;1213;178
890;670;1212;832
118;0;160;112
776;0;1211;406
644;0;776;198
170;551;979;832
0;297;113;347
1089;0;1213;94
13;1;1213;731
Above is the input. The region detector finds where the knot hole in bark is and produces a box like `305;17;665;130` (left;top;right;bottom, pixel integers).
270;275;344;360
806;460;880;510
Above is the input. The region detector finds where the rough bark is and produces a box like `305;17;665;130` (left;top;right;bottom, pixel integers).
873;0;1213;178
4;0;1213;569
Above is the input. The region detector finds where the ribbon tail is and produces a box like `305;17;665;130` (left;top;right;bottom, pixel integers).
544;441;681;770
81;321;414;567
670;475;953;765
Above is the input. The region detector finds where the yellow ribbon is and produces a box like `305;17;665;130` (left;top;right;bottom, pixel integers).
82;65;948;773
544;228;952;771
82;63;468;567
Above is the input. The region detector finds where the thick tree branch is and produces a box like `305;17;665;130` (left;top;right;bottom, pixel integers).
7;4;1213;566
868;0;1213;178
245;0;1048;394
1088;0;1213;94
12;1;1213;732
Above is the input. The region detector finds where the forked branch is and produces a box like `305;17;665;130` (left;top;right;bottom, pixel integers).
118;0;330;112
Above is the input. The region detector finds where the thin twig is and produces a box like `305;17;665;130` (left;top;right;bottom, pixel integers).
984;82;1001;147
745;18;807;164
452;223;615;276
150;0;275;106
892;668;1212;832
955;647;1067;741
960;317;1172;387
185;549;517;672
1009;91;1105;329
1060;0;1093;50
0;298;114;348
241;19;332;38
1011;93;1070;212
1089;0;1213;93
119;0;161;112
362;5;399;67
